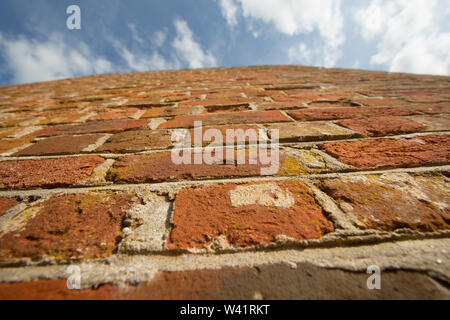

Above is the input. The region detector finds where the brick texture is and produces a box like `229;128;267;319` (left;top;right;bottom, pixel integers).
159;111;291;129
0;65;449;300
0;156;105;189
168;180;333;249
320;134;450;169
0;192;140;260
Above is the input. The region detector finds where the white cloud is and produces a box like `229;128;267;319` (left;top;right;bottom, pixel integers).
172;18;217;68
153;29;168;47
354;0;450;75
217;0;344;68
128;23;144;45
0;33;113;84
110;36;178;71
218;0;239;26
112;18;216;71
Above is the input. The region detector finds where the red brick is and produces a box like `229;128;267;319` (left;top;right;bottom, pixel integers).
88;108;140;121
203;103;251;113
187;125;261;146
409;104;450;114
307;101;359;108
320;134;450;169
337;116;425;137
0;280;114;300
0;156;105;189
0;197;18;217
14;134;105;156
167;180;333;249
178;98;256;107
288;107;416;121
404;95;449;103
141;105;200;118
0;192;140;260
0;265;446;299
257;102;305;110
106;150;278;183
96;130;174;153
320;175;449;232
158;111;291;129
351;98;405;107
34;119;148;137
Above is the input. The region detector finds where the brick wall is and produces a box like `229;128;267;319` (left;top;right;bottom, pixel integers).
0;65;448;299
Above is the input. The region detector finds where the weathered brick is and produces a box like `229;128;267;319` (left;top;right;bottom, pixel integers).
96;130;174;153
141;105;200;118
0;264;447;299
351;97;405;107
307;100;359;108
288;107;416;121
0;192;140;260
265;122;360;142
404;95;449;103
203;103;251;113
34;119;148;137
14;134;105;156
337;116;425;137
179;98;256;107
106;151;280;183
409;104;450;114
320;174;449;232
88;108;140;121
167;180;333;249
0;128;17;139
158;111;291;129
257;102;305;110
0;197;18;217
406;115;450;132
187;125;261;146
0;137;31;154
320;134;450;169
37;111;85;125
0;156;105;189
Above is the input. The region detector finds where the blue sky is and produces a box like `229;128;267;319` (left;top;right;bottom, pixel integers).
0;0;449;85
